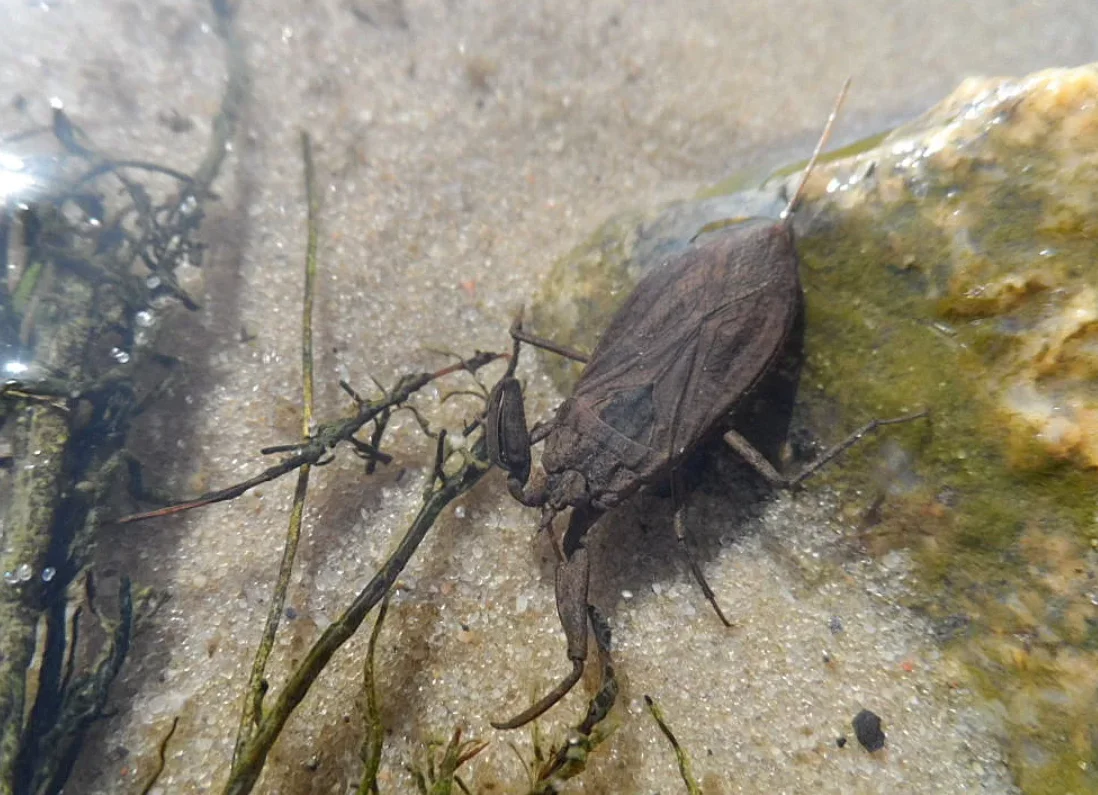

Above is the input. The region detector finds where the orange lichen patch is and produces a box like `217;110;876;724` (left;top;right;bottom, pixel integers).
988;67;1098;156
1027;288;1098;377
1000;391;1098;470
1055;332;1098;383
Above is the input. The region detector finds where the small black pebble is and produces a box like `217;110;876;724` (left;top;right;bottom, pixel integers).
829;615;844;634
284;606;298;620
836;736;847;749
852;709;885;752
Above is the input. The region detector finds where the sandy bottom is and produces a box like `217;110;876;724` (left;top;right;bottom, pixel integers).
3;0;1098;792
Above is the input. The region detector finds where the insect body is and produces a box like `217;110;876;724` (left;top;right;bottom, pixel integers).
536;218;800;516
487;81;916;729
488;215;803;730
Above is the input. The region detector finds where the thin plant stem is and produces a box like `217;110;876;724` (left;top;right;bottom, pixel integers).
222;441;489;795
138;717;179;795
231;132;320;766
114;352;503;525
644;695;701;795
356;593;390;795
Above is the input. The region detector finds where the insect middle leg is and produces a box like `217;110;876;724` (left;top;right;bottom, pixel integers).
674;411;926;627
507;309;590;365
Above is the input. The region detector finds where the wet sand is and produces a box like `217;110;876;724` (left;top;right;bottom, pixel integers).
3;1;1097;791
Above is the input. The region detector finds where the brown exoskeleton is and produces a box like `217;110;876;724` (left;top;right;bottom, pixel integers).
486;81;924;729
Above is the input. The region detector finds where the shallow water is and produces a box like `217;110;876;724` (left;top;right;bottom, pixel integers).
3;1;1097;792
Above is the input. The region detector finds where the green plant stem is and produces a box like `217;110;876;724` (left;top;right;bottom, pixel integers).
138;717;179;795
222;443;489;795
299;131;318;428
230;131;320;768
644;695;701;795
356;593;390;795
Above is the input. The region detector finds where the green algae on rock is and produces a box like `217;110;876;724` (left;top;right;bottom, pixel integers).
530;64;1098;794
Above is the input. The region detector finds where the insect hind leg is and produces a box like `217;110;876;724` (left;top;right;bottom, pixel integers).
721;410;929;489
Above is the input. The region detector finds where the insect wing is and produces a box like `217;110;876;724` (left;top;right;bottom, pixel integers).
572;221;800;464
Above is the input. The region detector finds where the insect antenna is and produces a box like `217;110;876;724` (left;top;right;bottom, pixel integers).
779;77;851;222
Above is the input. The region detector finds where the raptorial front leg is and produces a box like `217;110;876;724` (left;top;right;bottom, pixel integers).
485;316;541;505
487;308;595;506
578;603;618;735
492;503;600;730
485;375;533;499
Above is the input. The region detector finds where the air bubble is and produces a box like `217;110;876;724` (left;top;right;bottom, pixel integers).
41;567;56;582
110;347;131;364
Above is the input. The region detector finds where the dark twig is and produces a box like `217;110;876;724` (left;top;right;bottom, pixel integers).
114;352;502;524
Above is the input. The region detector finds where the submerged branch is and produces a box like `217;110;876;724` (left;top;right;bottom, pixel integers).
222;437;491;795
114;350;504;525
25;578;134;795
0;1;246;792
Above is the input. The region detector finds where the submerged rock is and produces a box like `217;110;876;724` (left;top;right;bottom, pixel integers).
803;66;1098;472
536;65;1098;471
853;709;887;752
530;64;1098;793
